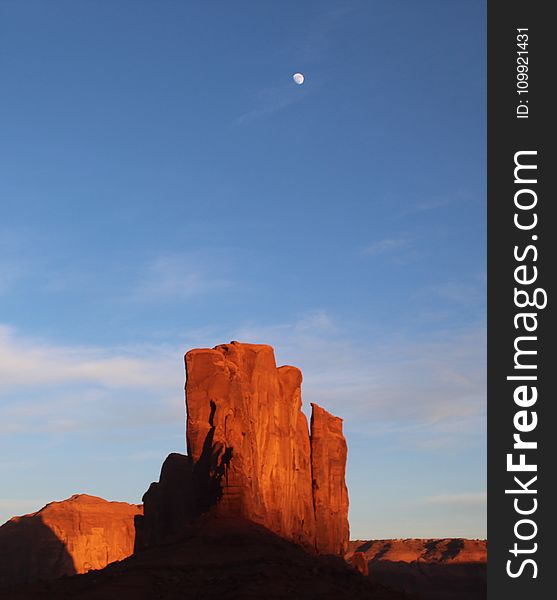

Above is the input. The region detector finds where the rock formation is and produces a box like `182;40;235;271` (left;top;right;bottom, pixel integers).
310;403;349;555
0;494;142;587
137;341;349;555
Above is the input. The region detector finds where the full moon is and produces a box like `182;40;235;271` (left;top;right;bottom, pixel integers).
292;72;305;85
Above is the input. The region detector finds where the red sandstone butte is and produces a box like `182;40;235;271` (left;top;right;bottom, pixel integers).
0;494;142;587
139;341;350;555
185;343;317;549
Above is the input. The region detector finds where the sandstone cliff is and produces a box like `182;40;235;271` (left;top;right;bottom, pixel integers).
0;494;142;586
137;341;349;555
311;403;349;555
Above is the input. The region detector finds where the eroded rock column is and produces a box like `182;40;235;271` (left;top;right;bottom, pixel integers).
185;342;316;549
310;403;350;555
138;341;350;556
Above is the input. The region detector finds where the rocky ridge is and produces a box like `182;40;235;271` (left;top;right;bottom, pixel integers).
347;538;487;600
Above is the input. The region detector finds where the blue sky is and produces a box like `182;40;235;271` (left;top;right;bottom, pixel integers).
0;0;486;538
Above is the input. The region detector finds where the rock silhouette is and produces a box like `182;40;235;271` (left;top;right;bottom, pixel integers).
136;342;349;555
0;494;142;587
134;453;197;551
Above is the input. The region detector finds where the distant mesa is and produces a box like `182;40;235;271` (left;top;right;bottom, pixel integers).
0;494;141;587
346;538;487;600
347;538;487;564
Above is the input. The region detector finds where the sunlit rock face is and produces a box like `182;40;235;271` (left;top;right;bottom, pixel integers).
0;494;142;586
346;538;487;564
185;343;318;549
138;341;350;555
310;402;350;555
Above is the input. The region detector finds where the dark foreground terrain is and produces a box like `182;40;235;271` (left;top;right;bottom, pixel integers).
1;518;411;600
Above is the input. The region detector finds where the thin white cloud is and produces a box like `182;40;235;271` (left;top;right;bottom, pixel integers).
232;312;486;447
0;324;188;435
0;309;485;449
362;237;410;256
297;4;357;64
401;189;478;216
423;492;487;506
235;82;308;125
414;279;485;308
0;260;24;294
409;197;455;213
292;309;337;333
0;227;41;294
234;4;355;126
0;325;175;390
132;253;233;302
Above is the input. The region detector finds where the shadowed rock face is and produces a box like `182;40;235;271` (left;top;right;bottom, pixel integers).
137;341;349;555
134;453;196;551
0;495;142;587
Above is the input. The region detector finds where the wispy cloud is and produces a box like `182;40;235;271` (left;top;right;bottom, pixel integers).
235;4;358;126
0;228;32;295
415;278;485;308
401;189;478;216
0;325;175;390
0;324;187;435
423;492;486;507
296;3;358;64
0;260;25;294
362;237;410;256
131;253;233;302
235;81;309;125
360;235;422;266
408;197;455;214
0;305;485;448
232;311;486;447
